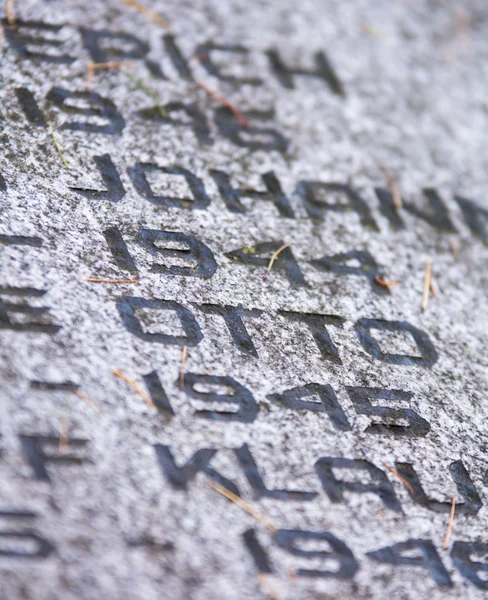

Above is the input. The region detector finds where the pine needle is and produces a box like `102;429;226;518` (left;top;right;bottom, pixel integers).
257;574;280;600
91;61;136;69
380;165;402;209
450;240;458;260
6;0;15;26
443;496;456;549
381;461;414;495
123;70;168;117
375;275;400;288
123;0;170;29
59;403;69;453
73;389;104;416
422;258;433;311
454;8;471;52
180;346;188;388
112;369;155;409
87;60;135;89
196;81;249;127
263;243;290;281
85;278;138;284
48;123;70;169
208;480;277;533
59;422;68;452
189;53;209;68
361;23;384;39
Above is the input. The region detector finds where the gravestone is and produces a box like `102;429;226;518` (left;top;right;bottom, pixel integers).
0;0;487;598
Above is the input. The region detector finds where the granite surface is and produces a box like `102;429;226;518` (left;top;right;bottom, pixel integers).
0;1;487;598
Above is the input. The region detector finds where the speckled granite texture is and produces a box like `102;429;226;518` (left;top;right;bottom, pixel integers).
0;1;487;598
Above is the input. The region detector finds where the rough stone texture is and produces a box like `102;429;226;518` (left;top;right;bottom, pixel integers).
0;0;487;598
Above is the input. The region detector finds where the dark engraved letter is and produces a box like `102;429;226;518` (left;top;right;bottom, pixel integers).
0;234;42;247
0;287;61;334
375;187;405;231
117;296;203;346
268;383;351;431
394;460;482;516
47;88;125;135
19;435;89;482
153;445;239;495
225;241;307;286
136;229;217;278
70;155;126;202
210;169;294;217
215;107;288;153
144;58;167;80
482;469;488;487
243;529;273;574
403;188;456;233
194;42;261;85
142;370;174;415
102;226;137;272
0;512;55;558
14;87;47;128
182;374;258;423
310;249;390;295
1;19;75;63
354;318;439;367
456;195;488;244
315;457;402;512
129;164;211;210
278;311;345;362
163;34;194;80
138;102;213;145
80;28;149;63
296;181;378;230
266;48;344;95
367;539;452;587
451;542;488;590
275;530;357;579
235;443;317;501
194;304;262;357
30;381;78;392
345;387;430;437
